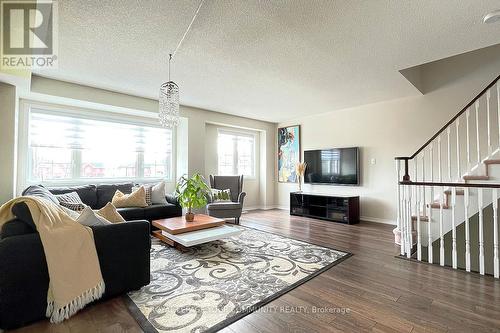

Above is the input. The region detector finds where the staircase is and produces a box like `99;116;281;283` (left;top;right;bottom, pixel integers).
396;74;500;278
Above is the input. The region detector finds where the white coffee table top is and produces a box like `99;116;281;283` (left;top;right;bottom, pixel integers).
161;225;242;247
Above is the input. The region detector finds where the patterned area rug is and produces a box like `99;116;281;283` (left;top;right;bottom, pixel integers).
125;226;351;333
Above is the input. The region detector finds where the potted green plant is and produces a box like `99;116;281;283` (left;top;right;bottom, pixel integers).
175;173;211;222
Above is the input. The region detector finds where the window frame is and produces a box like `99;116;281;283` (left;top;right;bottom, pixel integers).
216;128;256;178
17;100;176;191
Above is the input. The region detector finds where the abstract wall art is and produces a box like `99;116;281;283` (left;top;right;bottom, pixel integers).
278;125;300;183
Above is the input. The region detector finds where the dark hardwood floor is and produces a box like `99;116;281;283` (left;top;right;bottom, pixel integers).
10;209;500;333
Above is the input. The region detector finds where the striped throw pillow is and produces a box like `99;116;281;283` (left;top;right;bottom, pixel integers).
133;185;152;206
55;191;86;212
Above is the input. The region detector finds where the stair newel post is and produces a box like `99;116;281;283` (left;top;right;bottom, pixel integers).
396;159;405;256
406;184;412;258
401;184;408;257
486;89;492;156
466;108;471;170
464;187;471;272
456;119;461;181
403;158;410;182
478;188;485;275
493;188;499;279
475;101;481;165
451;187;457;269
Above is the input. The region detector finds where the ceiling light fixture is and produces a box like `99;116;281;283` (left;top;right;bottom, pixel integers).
483;9;500;24
159;0;205;128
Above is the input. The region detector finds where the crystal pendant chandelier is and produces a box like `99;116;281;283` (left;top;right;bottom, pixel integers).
159;54;179;128
158;0;205;128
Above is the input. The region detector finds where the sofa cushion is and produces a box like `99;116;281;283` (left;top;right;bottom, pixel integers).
77;207;111;227
97;203;125;223
0;219;36;239
143;204;181;221
207;202;242;210
116;207;145;221
49;185;98;208
96;183;133;209
54;192;86;211
22;185;59;205
112;187;148;208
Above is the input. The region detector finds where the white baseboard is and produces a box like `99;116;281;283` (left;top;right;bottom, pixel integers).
243;205;283;212
361;216;396;225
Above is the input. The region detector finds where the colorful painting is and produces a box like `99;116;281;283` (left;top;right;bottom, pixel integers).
278;125;300;183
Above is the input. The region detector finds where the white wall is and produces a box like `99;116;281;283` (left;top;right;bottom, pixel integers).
0;82;18;204
277;50;500;224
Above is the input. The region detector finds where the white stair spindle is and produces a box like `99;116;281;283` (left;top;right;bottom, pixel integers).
447;127;451;181
401;186;407;256
456;119;461;181
439;187;444;266
493;188;499;279
466;109;471;169
487;90;492;156
478;188;485;275
497;83;500;151
428;143;434;264
428;186;433;264
430;143;434;183
417;185;422;261
422;154;426;210
464;187;471;272
438;136;442;182
475;101;480;164
451;187;457;269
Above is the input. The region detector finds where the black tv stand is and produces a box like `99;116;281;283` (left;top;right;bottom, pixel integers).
290;192;359;224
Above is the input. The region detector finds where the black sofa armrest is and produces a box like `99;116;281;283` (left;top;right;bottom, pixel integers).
91;220;151;297
0;233;49;330
165;193;179;206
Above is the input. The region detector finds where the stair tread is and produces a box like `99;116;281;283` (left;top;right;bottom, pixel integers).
411;215;429;222
463;175;490;180
484;159;500;165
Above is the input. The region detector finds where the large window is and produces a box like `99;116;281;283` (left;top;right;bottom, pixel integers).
217;130;255;177
27;108;173;183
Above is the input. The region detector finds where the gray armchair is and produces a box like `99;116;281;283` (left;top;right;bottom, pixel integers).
206;175;246;224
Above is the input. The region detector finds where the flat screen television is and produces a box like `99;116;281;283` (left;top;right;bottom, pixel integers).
304;147;359;185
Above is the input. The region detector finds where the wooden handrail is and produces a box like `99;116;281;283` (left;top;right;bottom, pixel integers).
399;181;500;188
396;73;500;161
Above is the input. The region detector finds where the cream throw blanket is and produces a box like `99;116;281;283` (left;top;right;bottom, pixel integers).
0;196;105;323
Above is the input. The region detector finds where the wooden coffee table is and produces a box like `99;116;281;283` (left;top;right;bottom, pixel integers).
152;214;241;248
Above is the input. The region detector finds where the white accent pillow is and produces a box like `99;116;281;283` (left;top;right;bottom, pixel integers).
77;206;111;226
151;181;167;204
211;189;232;202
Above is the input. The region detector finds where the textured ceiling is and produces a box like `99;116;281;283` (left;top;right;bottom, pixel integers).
34;0;500;122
